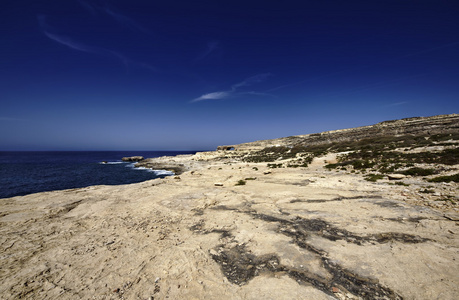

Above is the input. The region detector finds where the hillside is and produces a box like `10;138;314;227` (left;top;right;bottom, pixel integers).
218;114;459;151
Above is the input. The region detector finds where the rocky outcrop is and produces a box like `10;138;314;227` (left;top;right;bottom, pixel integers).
134;160;187;175
219;114;459;151
217;145;235;151
121;156;144;162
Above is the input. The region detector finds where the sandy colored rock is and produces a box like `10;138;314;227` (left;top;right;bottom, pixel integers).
387;174;407;180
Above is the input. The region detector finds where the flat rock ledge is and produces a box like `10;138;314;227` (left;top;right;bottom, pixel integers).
135;160;187;175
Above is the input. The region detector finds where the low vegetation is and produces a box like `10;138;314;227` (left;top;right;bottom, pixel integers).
319;134;458;182
400;167;437;176
428;173;459;183
240;133;458;173
233;133;457;192
394;181;410;186
243;145;315;169
435;195;457;204
364;174;385;182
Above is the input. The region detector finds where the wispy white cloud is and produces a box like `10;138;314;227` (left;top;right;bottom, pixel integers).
43;30;97;54
42;29;129;67
191;73;272;103
191;91;231;102
38;15;158;72
38;15;99;55
383;101;408;108
231;73;271;90
243;91;276;97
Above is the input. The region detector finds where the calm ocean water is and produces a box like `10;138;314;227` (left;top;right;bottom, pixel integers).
0;151;199;199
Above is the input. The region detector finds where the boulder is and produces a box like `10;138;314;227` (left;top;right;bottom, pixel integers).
387;174;406;180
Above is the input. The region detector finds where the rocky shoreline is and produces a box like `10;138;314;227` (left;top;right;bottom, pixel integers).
1;114;458;299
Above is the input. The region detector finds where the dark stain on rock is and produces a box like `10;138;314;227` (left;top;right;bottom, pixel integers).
210;243;281;285
336;195;383;200
290;195;383;204
192;208;204;215
270;215;429;245
374;201;404;208
290;199;332;203
253;213;288;223
196;207;420;298
209;233;402;299
286;180;311;186
321;258;402;299
210;228;233;238
189;221;233;238
189;220;205;232
207;207;428;245
279;209;291;216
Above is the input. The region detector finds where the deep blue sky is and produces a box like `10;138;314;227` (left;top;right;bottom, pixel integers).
1;0;458;150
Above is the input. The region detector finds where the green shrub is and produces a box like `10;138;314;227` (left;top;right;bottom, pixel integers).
352;159;375;170
325;163;338;169
364;173;385;182
428;173;459;183
394;181;409;186
235;180;246;186
401;167;436;176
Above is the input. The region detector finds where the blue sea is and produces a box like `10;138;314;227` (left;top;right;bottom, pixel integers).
0;151;199;199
